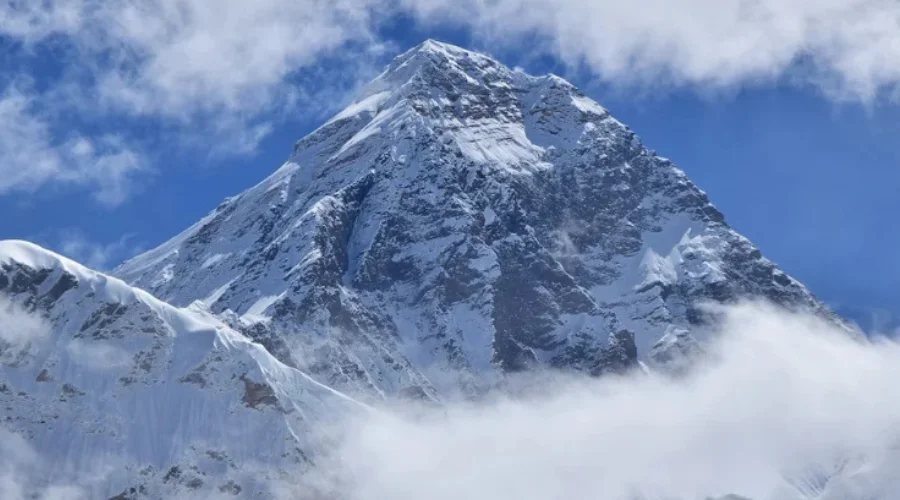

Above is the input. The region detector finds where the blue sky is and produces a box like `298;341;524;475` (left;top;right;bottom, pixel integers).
1;1;899;329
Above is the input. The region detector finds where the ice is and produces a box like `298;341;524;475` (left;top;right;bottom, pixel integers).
326;91;391;125
570;94;608;116
200;253;230;269
242;293;283;321
201;278;235;305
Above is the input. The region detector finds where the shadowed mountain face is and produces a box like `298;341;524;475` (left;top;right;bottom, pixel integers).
115;40;832;400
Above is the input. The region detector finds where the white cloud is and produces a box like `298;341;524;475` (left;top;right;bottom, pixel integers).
94;0;378;118
0;296;50;366
0;0;85;44
5;0;900;121
0;429;91;500
403;0;900;101
1;0;388;169
1;0;383;119
0;84;147;206
335;301;900;500
5;298;900;498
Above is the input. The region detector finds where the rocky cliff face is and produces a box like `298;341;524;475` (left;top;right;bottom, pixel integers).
115;40;833;401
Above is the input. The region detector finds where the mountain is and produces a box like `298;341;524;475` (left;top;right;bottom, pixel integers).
0;240;363;498
0;39;861;500
115;40;834;401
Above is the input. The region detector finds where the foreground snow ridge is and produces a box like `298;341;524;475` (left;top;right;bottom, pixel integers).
0;239;364;498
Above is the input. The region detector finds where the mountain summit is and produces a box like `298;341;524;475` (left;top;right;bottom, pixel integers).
116;40;829;400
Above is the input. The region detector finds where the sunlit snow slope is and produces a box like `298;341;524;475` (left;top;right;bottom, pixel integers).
0;240;362;498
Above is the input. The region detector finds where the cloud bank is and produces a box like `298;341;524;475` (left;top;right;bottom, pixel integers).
3;293;900;498
334;302;900;500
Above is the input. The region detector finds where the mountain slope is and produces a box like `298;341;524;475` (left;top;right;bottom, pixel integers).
0;240;362;498
116;40;833;399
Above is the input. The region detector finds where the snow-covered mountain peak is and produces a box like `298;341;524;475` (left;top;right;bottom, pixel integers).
303;39;610;174
116;41;836;402
362;38;513;95
1;41;866;497
1;239;70;267
1;238;101;283
0;239;164;310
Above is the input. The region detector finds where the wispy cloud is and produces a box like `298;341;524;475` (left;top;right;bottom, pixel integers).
404;0;900;101
0;0;84;44
0;84;147;206
9;0;900;107
88;0;380;119
5;297;900;497
0;0;388;195
0;295;50;367
0;427;113;500
1;0;385;150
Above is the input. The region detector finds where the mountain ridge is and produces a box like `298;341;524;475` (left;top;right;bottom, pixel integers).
0;239;364;498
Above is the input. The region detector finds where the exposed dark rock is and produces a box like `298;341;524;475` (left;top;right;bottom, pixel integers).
61;383;84;396
179;372;207;388
240;375;279;410
162;466;182;483
218;481;242;495
35;369;52;382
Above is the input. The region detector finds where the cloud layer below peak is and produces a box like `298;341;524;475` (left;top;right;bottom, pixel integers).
335;302;900;500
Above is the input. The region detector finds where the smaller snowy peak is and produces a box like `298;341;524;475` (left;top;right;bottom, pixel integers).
1;239;83;274
0;241;364;498
0;239;152;307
